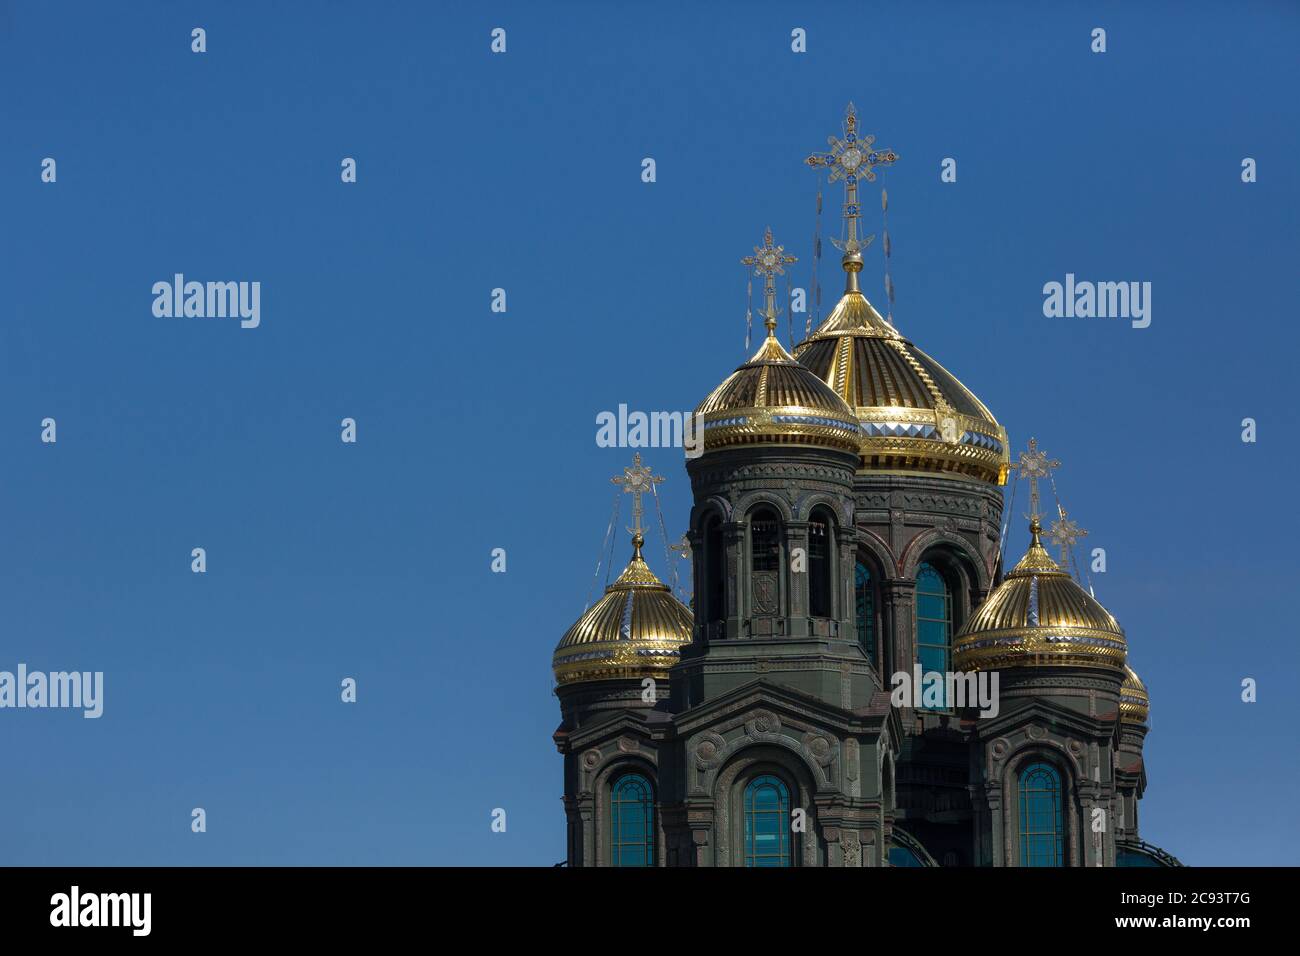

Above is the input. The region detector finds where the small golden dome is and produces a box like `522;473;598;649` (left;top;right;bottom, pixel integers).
1120;665;1150;725
952;518;1127;672
695;332;862;455
795;282;1009;484
552;534;693;687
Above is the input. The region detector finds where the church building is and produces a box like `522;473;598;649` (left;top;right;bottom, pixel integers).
551;104;1179;868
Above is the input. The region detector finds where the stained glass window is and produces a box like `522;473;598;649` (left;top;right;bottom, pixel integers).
610;773;655;867
1018;762;1064;867
855;562;875;664
916;563;952;709
743;774;791;867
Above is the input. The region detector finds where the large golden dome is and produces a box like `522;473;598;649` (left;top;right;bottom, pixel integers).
795;271;1009;484
552;533;693;686
952;518;1127;672
695;332;862;455
1120;665;1150;724
695;228;862;457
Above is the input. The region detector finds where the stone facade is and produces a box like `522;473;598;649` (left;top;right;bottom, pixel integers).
553;455;1168;866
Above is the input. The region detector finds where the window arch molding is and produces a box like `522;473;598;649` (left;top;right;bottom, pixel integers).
999;745;1083;868
594;757;662;867
899;528;991;595
712;744;821;867
791;492;851;526
911;546;982;638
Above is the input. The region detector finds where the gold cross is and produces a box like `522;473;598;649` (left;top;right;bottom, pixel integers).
805;103;898;259
611;453;663;541
741;227;797;335
1047;509;1088;564
669;534;692;561
1012;438;1061;523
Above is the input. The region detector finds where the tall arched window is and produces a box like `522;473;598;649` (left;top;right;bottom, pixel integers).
855;561;875;664
610;773;655;867
1018;762;1064;867
749;508;781;616
743;774;792;867
704;515;724;624
808;512;832;618
915;562;952;709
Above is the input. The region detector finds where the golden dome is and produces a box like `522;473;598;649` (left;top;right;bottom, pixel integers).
695;332;862;455
795;273;1009;484
952;518;1127;672
1120;665;1150;724
552;534;693;687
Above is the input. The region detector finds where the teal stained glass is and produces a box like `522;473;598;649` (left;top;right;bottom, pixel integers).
1018;762;1064;867
610;773;655;867
855;562;875;664
743;774;791;867
915;563;951;709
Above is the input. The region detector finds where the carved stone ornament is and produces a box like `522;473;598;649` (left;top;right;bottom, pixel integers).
694;732;727;771
582;749;602;771
745;709;782;737
802;731;835;767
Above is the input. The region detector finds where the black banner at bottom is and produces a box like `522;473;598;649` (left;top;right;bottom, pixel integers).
0;865;1281;940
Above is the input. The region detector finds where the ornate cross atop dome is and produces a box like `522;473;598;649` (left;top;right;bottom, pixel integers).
805;102;898;290
1012;437;1061;523
741;227;797;335
611;452;663;554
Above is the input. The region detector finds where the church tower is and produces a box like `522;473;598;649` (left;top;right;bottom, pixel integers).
551;103;1177;868
792;104;1009;865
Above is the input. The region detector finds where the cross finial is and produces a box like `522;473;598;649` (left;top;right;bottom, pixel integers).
611;453;664;556
1047;508;1088;564
805;103;898;293
1012;438;1061;525
741;227;797;336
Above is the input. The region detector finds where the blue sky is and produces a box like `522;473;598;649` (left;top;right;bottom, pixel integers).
1;1;1296;865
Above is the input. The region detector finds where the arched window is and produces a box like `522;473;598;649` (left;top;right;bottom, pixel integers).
855;561;875;664
1018;762;1064;867
915;562;952;709
610;773;655;867
743;774;792;867
704;515;724;624
749;508;781;616
808;512;832;618
750;509;781;573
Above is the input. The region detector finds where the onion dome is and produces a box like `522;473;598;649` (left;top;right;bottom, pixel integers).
552;531;693;687
796;104;1007;483
695;228;862;456
794;274;1009;483
1120;665;1150;725
952;518;1128;672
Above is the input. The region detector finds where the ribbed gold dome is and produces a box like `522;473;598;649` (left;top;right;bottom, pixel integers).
952;519;1127;672
695;332;862;455
795;280;1009;484
552;535;693;686
1120;665;1150;724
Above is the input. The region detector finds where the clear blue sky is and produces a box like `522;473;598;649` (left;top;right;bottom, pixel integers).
1;1;1296;866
